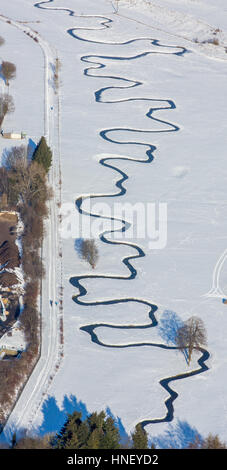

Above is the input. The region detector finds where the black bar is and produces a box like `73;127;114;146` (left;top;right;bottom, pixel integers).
0;449;226;466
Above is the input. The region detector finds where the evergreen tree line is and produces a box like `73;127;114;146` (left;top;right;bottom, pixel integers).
4;409;226;450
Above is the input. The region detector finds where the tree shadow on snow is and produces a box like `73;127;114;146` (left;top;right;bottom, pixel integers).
151;419;202;449
105;406;128;443
74;238;84;258
158;310;189;363
0;65;6;86
1;139;36;168
35;394;128;441
158;310;184;345
37;394;89;436
0;395;89;444
27;138;37;161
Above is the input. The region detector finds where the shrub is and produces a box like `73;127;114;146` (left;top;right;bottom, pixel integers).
22;249;45;280
212;38;219;45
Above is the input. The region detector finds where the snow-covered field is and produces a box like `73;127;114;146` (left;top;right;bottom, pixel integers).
1;0;227;447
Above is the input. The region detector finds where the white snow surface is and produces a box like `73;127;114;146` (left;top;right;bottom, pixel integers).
118;0;227;59
0;322;26;356
0;0;227;447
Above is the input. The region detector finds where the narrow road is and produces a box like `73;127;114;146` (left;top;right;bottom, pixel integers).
0;14;62;441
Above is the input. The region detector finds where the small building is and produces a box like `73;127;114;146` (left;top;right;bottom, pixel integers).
1;130;26;140
0;346;19;359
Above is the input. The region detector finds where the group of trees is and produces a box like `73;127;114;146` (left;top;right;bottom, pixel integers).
2;143;51;208
0;137;52;424
6;411;150;450
54;411;122;449
0;33;43;420
0;37;16;128
187;433;226;449
0;139;52;220
3;408;226;450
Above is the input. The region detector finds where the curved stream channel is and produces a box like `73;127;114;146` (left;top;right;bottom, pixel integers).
35;0;209;434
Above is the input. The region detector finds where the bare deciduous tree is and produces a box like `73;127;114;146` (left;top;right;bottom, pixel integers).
202;434;226;449
187;433;226;449
81;239;99;269
1;61;16;86
175;316;207;365
0;167;9;195
7;149;49;207
4;144;27;170
0;93;15;126
0;36;5;47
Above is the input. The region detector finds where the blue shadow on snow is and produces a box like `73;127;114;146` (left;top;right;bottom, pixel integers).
151;419;202;449
36;394;128;441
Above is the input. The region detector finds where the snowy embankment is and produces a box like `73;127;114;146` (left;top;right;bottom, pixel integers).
117;0;227;60
0;0;226;447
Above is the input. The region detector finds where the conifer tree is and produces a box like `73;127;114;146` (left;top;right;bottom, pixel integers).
55;411;85;449
87;428;102;449
54;410;120;449
76;421;90;449
131;424;148;449
88;411;106;431
101;417;120;449
32;136;52;173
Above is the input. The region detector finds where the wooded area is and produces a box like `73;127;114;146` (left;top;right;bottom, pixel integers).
0;139;52;425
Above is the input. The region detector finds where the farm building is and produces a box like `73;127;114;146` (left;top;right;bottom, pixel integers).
0;130;26;139
0;345;21;360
